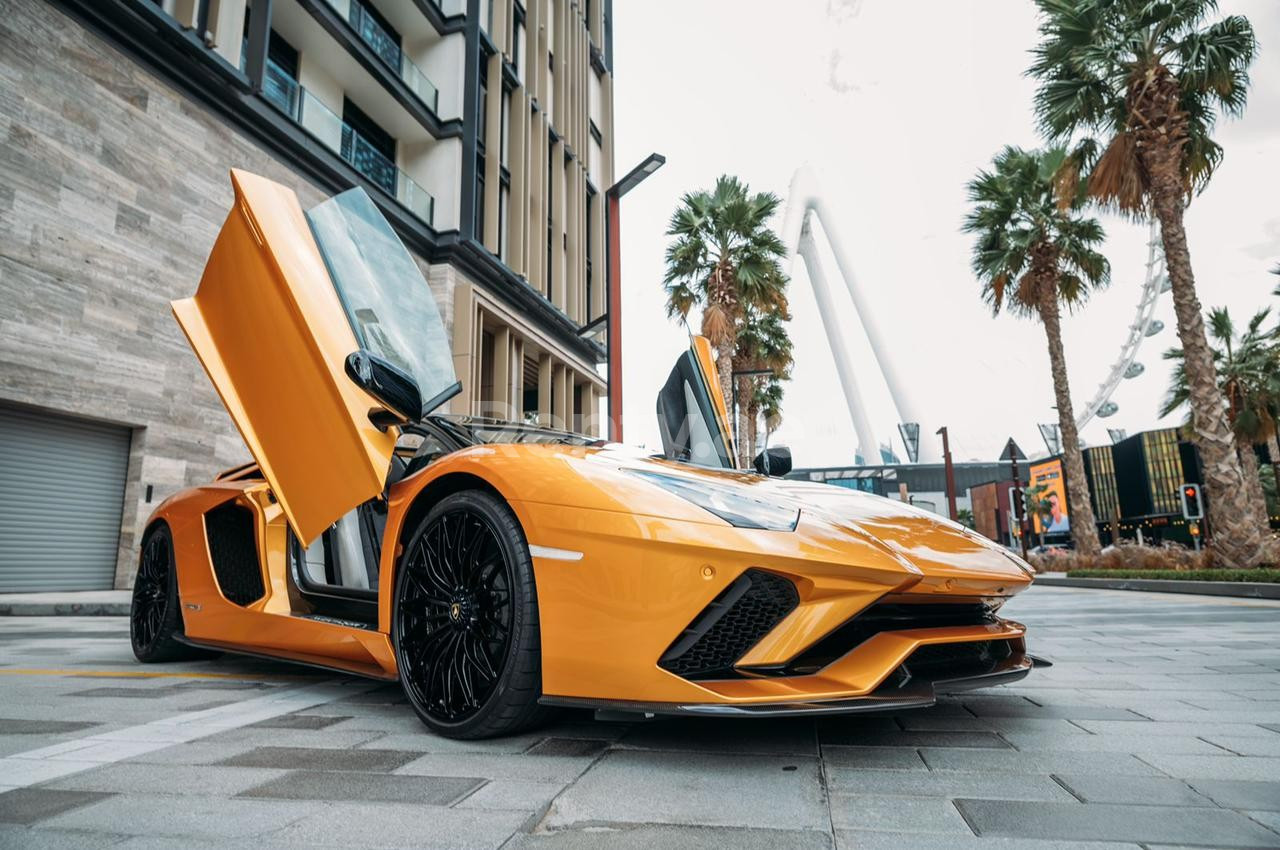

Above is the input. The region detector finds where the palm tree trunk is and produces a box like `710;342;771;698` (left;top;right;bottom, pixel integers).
1147;160;1268;566
1237;437;1269;534
715;336;736;460
1038;285;1102;559
747;400;760;463
733;371;752;468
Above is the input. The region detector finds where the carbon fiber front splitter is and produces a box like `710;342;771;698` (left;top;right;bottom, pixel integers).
540;654;1034;718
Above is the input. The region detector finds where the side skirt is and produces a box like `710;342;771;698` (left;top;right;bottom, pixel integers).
174;634;398;682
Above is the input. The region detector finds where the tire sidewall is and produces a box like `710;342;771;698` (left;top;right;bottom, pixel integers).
130;523;180;662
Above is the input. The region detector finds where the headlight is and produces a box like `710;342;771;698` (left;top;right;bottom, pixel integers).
628;470;800;531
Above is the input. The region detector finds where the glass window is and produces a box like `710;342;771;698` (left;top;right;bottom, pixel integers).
305;188;457;415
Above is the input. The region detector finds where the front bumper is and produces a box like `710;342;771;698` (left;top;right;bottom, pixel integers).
542;648;1036;717
512;500;1035;708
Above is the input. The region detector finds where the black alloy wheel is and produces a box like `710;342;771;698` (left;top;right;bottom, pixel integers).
394;489;549;738
130;524;203;662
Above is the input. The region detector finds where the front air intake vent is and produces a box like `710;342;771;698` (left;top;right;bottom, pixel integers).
659;569;798;680
204;502;265;606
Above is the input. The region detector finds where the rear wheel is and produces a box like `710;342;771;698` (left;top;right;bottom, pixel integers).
131;524;206;662
393;490;549;738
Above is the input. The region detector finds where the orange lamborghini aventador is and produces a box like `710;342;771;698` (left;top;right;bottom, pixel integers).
131;170;1041;739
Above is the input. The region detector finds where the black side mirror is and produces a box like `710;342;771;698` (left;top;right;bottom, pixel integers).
345;350;422;428
753;446;792;477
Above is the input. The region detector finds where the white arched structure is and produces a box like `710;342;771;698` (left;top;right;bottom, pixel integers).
781;166;938;463
1074;220;1167;432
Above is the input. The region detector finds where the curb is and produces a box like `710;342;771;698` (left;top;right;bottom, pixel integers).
1034;575;1280;600
0;593;131;616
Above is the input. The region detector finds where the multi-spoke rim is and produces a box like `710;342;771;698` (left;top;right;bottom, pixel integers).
132;532;170;649
397;506;514;723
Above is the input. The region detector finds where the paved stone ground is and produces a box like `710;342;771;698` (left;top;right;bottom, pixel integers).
0;586;1278;849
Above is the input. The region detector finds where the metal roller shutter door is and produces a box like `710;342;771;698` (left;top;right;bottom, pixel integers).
0;404;131;592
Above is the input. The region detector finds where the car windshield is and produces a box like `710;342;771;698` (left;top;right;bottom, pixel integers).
305;188;456;416
430;415;597;447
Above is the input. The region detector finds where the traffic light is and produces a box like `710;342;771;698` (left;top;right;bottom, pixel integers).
1180;483;1203;520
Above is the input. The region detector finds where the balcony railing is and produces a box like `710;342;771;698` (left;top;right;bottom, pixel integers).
323;0;441;115
254;58;434;227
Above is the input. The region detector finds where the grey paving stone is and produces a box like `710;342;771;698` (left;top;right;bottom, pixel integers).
955;798;1280;847
245;713;350;730
455;779;564;811
44;763;289;797
66;687;187;699
1053;773;1214;806
360;731;544;753
526;737;611;758
963;702;1146;720
509;825;834;849
1187;779;1280;811
239;769;481;804
919;748;1166;776
543;750;827;831
999;730;1227;754
1071;719;1280;738
618;718;819;755
0;824;130;849
1140;754;1280;783
826;768;1075;801
40;794;318;840
821;746;927;770
199;727;386;749
834;831;1143;849
1202;735;1280;757
272;801;528;848
819;730;1011;749
0;719;99;735
0;788;113;824
828;795;972;834
1247;809;1280;833
217;745;419;773
396;752;597;783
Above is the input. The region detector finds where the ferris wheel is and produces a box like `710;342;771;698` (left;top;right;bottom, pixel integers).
1072;220;1169;433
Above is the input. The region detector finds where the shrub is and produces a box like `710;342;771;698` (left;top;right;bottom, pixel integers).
1028;538;1279;573
1065;569;1280;583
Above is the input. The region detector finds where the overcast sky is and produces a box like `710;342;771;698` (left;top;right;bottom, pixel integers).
608;0;1280;467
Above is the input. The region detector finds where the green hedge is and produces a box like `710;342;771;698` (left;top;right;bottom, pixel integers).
1065;569;1280;583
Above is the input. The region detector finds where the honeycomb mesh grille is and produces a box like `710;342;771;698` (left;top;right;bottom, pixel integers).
205;502;265;606
659;569;798;680
905;639;1013;678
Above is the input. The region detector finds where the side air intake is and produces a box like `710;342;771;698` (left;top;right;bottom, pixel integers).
204;502;265;606
658;569;798;680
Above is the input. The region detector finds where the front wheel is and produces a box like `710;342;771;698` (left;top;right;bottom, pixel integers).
393;490;549;739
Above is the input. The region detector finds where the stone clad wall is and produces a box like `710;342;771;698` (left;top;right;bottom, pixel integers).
0;0;454;587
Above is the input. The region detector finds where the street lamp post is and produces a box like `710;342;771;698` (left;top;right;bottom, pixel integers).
605;153;666;442
936;426;958;522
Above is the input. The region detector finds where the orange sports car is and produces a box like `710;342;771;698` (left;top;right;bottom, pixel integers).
131;170;1040;739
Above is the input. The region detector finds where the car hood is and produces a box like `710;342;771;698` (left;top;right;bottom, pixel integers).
588;448;1035;592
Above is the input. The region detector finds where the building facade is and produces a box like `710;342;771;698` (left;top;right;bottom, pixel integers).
0;0;616;591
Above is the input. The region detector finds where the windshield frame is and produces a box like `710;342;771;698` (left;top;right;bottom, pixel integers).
305;187;459;420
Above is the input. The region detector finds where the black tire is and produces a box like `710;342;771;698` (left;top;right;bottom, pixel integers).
393;489;551;739
130;524;208;662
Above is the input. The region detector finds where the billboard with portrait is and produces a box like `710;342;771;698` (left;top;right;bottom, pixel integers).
1029;458;1069;534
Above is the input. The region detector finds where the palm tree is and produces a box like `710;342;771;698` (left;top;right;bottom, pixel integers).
663;176;789;439
964;145;1109;559
1028;0;1267;565
1161;306;1278;534
735;306;793;464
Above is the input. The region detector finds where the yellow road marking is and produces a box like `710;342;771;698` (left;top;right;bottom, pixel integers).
0;668;322;683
